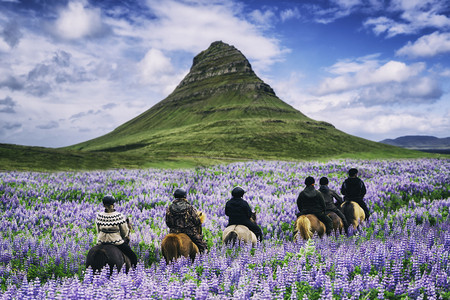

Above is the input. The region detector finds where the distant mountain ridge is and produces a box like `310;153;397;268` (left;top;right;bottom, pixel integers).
380;135;450;148
66;41;422;162
380;135;450;154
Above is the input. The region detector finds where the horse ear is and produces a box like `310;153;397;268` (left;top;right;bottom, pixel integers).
198;211;206;224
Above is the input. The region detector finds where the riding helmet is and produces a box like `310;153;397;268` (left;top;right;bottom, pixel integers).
304;176;315;186
231;186;245;198
102;195;116;205
173;188;187;199
319;177;329;185
348;168;358;177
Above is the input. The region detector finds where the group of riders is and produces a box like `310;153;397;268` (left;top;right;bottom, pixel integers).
94;168;370;267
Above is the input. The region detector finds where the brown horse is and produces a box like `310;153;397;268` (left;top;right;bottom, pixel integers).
341;201;365;229
327;211;344;235
294;214;326;240
222;213;258;246
161;211;206;263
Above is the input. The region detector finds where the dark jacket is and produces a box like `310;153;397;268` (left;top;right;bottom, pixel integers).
319;185;343;210
225;197;252;225
297;185;326;214
341;177;366;202
166;198;201;233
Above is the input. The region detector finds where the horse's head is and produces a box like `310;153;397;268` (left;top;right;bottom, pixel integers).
250;212;257;223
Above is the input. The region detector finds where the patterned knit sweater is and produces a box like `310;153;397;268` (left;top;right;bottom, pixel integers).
95;210;130;245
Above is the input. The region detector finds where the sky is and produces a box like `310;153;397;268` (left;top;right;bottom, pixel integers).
0;0;449;148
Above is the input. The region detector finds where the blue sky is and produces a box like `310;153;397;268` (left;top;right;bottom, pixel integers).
0;0;449;147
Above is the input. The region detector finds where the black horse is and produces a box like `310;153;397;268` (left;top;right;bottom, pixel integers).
86;244;131;274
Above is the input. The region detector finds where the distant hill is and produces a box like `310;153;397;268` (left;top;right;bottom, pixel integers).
380;135;450;154
66;41;420;163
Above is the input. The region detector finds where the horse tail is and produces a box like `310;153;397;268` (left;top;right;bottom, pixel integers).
223;231;238;246
91;248;109;273
342;202;357;229
297;216;313;240
161;234;180;263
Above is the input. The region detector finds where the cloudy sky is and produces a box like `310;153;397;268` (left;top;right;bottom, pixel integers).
0;0;449;147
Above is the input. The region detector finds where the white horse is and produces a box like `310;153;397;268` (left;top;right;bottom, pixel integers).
222;224;257;246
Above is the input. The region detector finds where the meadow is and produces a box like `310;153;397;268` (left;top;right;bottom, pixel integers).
0;159;449;299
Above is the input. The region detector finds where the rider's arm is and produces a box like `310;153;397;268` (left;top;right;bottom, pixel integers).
118;214;130;240
332;190;343;206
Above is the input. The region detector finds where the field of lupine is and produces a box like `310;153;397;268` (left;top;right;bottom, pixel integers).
0;159;449;299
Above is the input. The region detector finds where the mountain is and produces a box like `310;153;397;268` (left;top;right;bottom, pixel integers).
66;41;426;164
380;135;450;154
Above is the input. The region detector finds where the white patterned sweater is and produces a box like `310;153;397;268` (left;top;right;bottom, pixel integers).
95;211;130;245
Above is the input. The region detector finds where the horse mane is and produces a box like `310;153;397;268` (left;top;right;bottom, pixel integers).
223;231;238;246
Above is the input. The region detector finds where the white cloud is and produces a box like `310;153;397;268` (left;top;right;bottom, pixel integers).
138;48;186;94
396;32;450;58
317;59;426;95
364;0;450;37
53;1;108;40
270;71;449;141
280;7;300;22
138;0;285;71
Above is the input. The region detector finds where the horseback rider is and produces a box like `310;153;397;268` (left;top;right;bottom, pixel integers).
318;177;350;233
341;168;371;219
225;187;263;242
297;176;333;235
95;195;138;267
165;188;208;253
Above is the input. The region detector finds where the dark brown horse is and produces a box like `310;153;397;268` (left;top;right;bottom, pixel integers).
341;201;365;229
294;214;326;240
161;211;206;263
85;244;131;274
327;211;344;235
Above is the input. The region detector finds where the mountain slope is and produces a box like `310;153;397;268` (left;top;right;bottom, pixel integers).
67;41;423;162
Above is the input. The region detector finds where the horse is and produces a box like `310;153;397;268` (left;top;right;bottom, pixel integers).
341;201;365;230
294;214;326;240
222;212;258;246
85;244;131;274
161;211;206;263
327;211;344;235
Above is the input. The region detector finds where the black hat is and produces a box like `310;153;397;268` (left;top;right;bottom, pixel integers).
348;168;358;177
319;177;329;185
102;195;116;205
174;188;187;199
231;186;245;198
304;176;315;186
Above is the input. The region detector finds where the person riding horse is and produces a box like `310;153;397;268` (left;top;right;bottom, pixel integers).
95;195;138;268
318;177;350;234
166;188;208;253
225;187;263;242
296;176;333;235
341;168;371;220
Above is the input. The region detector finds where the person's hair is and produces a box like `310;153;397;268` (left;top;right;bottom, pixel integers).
304;176;315;186
348;168;358;177
319;177;329;185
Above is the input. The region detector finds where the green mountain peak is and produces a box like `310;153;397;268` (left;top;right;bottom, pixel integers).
68;41;411;162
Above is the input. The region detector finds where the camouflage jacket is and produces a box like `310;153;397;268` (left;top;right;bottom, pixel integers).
166;198;202;234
